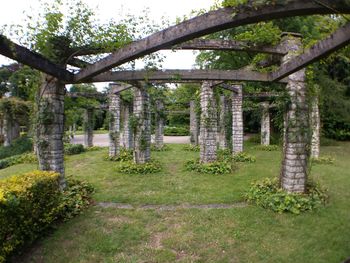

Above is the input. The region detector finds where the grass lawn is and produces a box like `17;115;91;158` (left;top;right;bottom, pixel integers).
74;129;108;135
2;142;350;263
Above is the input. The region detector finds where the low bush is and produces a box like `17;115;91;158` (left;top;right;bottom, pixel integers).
0;153;37;170
233;152;256;163
253;145;279;151
64;144;85;155
85;146;104;152
0;136;33;159
106;148;133;162
0;171;94;262
116;160;161;174
164;126;189;136
311;156;335;165
151;144;171;151
245;178;328;214
185;159;235;175
183;144;200;152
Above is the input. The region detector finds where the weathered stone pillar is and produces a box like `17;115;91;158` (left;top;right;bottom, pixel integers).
3;112;20;147
36;74;65;189
133;85;151;163
83;108;94;147
310;94;320;158
232;85;243;154
200;81;217;163
190;100;199;146
154;100;164;149
121;102;133;149
218;96;230;149
109;92;121;157
260;102;270;146
280;33;310;193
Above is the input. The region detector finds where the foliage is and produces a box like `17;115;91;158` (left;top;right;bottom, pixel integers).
116;160;162;174
151;144;171;152
253;145;279;151
185;159;234;175
0;153;37;170
233;152;256;163
182;144;200;152
320;137;339;147
0;97;32;124
311;156;335;165
0;136;33;159
106;148;133;162
64;144;85;155
247;133;281;145
164;126;189;136
85;146;104;152
245;178;328;214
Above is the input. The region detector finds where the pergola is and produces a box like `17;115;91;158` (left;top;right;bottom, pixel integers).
0;0;349;193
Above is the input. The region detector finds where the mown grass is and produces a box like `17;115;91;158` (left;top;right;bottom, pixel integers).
2;141;350;263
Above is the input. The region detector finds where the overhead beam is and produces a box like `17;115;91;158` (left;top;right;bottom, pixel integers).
272;22;350;81
0;35;74;82
110;83;134;94
73;1;350;82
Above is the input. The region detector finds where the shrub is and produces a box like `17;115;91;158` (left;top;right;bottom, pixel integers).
164;126;189;136
183;144;200;152
116;160;161;174
0;171;94;262
64;144;85;155
151;144;170;151
185;159;235;175
253;145;279;151
312;156;335;165
233;152;256;163
85;146;104;152
0;136;33;159
106;148;133;162
245;178;328;214
0;153;37;170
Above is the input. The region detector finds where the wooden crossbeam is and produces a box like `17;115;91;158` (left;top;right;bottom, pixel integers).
109;83;134;94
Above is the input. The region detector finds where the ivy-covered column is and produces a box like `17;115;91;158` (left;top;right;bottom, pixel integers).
83;108;94;147
36;74;66;189
121;101;133;149
133;85;151;164
260;102;270;146
218;96;230;149
232;85;243;154
279;33;310;193
190;100;199;146
154;100;164;149
200;81;217;163
310;94;320;158
109;92;121;157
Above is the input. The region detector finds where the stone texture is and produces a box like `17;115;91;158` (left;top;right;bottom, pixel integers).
109;92;121;157
218;96;230;149
2;112;20;147
279;34;310;193
190;100;199;146
199;81;217;163
84;108;94;147
133;86;151;164
121;101;133;149
232;85;243;153
260;102;270;146
154;100;164;149
310;94;320;158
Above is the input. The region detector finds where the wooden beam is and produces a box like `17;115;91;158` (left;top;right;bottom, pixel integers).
109;83;134;94
0;35;74;82
73;1;350;82
271;22;350;81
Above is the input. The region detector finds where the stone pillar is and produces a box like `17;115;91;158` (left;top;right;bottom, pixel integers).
36;73;65;189
260;102;270;146
199;81;217;163
232;85;243;154
3;112;20;147
218;96;230;149
83;108;94;147
190;100;199;146
154;100;164;149
310;95;320;158
133;86;151;164
109;92;121;157
121;102;133;149
280;33;309;193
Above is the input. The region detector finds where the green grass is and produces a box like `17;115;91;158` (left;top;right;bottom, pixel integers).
2;142;350;263
74;129;108;135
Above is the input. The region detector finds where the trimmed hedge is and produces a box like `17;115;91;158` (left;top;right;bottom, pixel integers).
0;136;33;160
0;171;94;262
64;144;85;155
0;153;37;170
164;126;189;136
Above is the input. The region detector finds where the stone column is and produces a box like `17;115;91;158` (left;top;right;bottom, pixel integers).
310;94;320;158
36;73;65;189
232;85;243;154
83;108;94;147
260;102;270;146
109;92;121;157
121;102;133;149
154;100;164;149
279;33;310;193
133;86;151;164
3;112;19;146
218;96;230;149
190;100;199;146
199;81;217;163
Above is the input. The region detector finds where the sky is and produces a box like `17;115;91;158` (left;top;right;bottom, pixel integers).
0;0;216;70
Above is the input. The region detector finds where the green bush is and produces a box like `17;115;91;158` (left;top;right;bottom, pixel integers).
64;144;85;155
253;145;279;151
0;136;33;159
151;144;171;151
312;156;335;165
245;178;328;214
0;153;37;170
185;159;234;175
183;144;200;152
233;152;256;163
116;160;162;174
164;126;189;136
106;148;133;162
85;146;104;152
0;171;94;262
